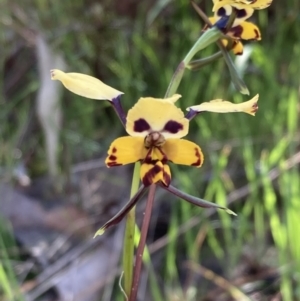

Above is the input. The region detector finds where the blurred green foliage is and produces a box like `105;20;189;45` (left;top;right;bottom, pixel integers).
0;0;300;300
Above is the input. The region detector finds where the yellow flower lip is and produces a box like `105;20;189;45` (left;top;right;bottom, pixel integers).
50;69;124;101
187;94;259;116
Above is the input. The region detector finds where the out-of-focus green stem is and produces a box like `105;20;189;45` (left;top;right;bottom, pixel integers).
187;51;223;71
183;27;221;65
165;61;185;98
123;162;141;297
165;27;222;97
218;43;249;95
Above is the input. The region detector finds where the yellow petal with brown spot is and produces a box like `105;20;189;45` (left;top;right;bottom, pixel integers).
140;161;171;187
105;136;146;167
187;94;259;116
162;139;204;168
51;69;123;101
229;21;261;40
232;41;244;55
212;5;254;27
126;96;189;139
218;38;244;55
208;16;261;42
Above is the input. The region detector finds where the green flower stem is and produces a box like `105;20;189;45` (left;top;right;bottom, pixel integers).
165;27;222;98
165;61;185;99
217;42;249;95
123;162;141;297
183;27;221;65
129;184;156;301
187;51;223;71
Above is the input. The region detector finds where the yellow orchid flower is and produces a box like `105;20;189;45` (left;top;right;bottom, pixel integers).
50;69;255;233
212;0;273;12
105;96;204;187
50;69;123;101
208;16;261;55
187;94;259;115
51;69;258;188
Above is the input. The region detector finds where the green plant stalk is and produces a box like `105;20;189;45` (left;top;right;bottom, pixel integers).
217;43;249;95
187;51;223;71
165;27;222;98
122;162;141;297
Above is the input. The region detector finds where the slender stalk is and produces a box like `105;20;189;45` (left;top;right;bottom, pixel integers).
187;51;223;71
123;162;141;297
129;184;156;301
165;61;185;99
218;44;249;95
165;27;222;97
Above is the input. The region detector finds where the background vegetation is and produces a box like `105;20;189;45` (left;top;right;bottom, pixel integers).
0;0;299;300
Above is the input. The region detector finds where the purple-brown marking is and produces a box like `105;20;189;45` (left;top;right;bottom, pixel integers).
143;147;168;165
107;162;122;167
217;7;226;17
236;9;247;19
254;29;260;40
162;168;171;187
191;147;203;167
163;120;183;134
142;164;162;186
134;118;151;132
251;102;259;114
143;157;159;164
108;155;117;161
230;25;243;38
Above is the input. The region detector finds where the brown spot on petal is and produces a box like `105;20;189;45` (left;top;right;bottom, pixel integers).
230;25;243;38
251;102;259;114
163;120;183;134
143;157;159;164
109;155;117;161
162;170;171;187
134;118;151;132
142;164;162;186
236;9;247;19
217;7;226;16
107;162;122;167
191;147;203;167
143;147;168;164
254;29;261;40
112;147;117;153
